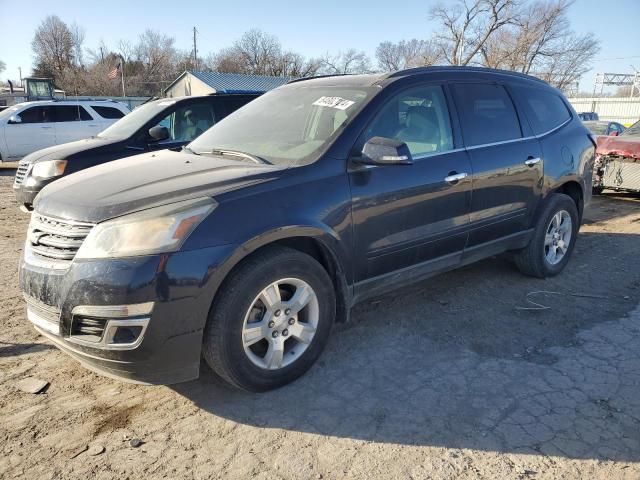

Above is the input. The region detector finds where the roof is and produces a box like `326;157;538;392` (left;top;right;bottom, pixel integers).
288;66;550;88
165;71;291;94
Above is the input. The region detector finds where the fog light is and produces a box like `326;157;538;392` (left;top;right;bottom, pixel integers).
112;326;143;344
69;302;153;350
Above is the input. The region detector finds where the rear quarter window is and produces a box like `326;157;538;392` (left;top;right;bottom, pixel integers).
451;83;522;146
512;86;571;135
92;105;126;119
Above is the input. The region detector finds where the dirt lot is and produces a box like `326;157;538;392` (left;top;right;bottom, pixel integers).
1;170;640;480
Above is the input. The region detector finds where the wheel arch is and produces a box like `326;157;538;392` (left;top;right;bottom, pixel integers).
205;228;352;327
551;180;584;220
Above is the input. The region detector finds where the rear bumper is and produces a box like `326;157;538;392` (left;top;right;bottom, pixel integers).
19;244;235;384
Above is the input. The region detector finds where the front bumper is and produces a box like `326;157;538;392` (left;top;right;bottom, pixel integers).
19;244;234;384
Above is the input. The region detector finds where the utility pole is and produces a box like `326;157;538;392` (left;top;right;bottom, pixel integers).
193;27;198;71
18;67;22;86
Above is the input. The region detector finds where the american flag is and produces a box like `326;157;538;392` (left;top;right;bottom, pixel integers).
108;62;121;79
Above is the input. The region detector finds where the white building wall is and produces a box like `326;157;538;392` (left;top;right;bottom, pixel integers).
567;97;640;126
165;74;215;98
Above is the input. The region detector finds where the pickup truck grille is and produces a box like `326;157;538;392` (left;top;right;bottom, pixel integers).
13;160;30;187
27;214;94;264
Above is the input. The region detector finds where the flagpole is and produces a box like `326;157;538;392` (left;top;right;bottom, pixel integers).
120;55;126;98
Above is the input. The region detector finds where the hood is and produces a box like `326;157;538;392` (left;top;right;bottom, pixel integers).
21;137;119;163
34;150;285;223
596;135;640;160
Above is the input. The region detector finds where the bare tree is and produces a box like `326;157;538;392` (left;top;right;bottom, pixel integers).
31;15;75;78
430;0;519;66
479;0;600;89
135;29;177;78
320;49;372;75
376;39;441;71
70;23;85;68
0;60;5;77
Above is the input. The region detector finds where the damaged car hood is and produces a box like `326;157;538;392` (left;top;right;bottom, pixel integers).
34;150;285;223
596;135;640;160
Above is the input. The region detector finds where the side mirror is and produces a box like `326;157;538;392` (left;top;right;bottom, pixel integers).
355;136;413;166
8;115;22;124
610;131;619;136
148;125;169;142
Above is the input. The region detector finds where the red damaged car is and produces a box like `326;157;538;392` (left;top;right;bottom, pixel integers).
593;120;640;194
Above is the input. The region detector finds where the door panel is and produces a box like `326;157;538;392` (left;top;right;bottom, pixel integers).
451;83;542;248
349;84;472;283
4;106;55;157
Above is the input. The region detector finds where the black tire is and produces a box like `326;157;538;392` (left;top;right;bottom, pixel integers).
202;246;336;392
592;186;604;195
514;193;579;278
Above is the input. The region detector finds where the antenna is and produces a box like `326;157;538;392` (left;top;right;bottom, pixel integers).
193;27;198;71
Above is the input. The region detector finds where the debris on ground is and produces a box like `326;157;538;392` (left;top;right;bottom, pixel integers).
87;445;105;456
15;377;49;394
129;438;143;448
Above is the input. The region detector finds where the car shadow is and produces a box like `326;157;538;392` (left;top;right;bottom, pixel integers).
0;341;55;358
172;230;640;461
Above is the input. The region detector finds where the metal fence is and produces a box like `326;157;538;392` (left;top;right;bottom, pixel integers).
567;97;640;126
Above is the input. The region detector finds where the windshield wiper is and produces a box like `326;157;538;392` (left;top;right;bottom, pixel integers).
204;148;271;165
182;145;200;155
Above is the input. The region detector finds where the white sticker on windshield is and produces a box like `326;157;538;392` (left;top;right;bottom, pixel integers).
312;96;355;110
157;100;176;106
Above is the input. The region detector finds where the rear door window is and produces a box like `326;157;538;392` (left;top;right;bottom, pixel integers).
511;85;571;135
92;105;125;119
451;83;522;146
53;105;93;122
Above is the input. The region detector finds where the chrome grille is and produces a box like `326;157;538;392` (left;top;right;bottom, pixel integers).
13;160;31;187
27;214;94;264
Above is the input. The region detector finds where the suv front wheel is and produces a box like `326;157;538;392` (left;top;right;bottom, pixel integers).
203;246;336;391
515;193;579;278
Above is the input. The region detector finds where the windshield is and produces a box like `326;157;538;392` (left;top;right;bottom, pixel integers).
0;105;21;120
189;85;377;165
98;99;176;139
621;120;640;137
584;122;607;135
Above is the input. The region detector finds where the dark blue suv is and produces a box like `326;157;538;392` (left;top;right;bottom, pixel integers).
19;67;595;391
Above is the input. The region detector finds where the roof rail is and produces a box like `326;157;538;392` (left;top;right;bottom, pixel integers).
387;66;548;84
287;74;350;84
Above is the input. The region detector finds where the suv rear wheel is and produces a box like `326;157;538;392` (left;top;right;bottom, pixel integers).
202;246;336;391
515;193;579;278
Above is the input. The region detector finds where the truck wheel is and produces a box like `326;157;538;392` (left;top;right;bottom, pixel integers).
514;193;579;278
202;246;335;392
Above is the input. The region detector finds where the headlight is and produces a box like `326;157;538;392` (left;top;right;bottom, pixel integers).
75;198;216;259
32;160;67;179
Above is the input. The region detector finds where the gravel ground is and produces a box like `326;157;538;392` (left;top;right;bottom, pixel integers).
1;171;640;479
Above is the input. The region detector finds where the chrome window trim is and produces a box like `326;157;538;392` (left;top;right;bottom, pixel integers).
465;135;536;151
533;117;571;138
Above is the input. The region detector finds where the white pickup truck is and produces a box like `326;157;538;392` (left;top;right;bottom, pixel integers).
0;100;130;160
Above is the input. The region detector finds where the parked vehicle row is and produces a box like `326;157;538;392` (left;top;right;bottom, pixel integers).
17;66;594;391
583;120;626;137
12;94;259;210
0;100;130;160
592;119;640;194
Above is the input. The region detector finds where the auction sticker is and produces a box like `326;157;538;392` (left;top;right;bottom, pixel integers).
312;96;355;110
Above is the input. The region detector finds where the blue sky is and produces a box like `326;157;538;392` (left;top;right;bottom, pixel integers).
1;0;638;92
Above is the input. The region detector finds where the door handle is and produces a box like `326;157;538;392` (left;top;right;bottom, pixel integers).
525;157;541;166
444;172;468;184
